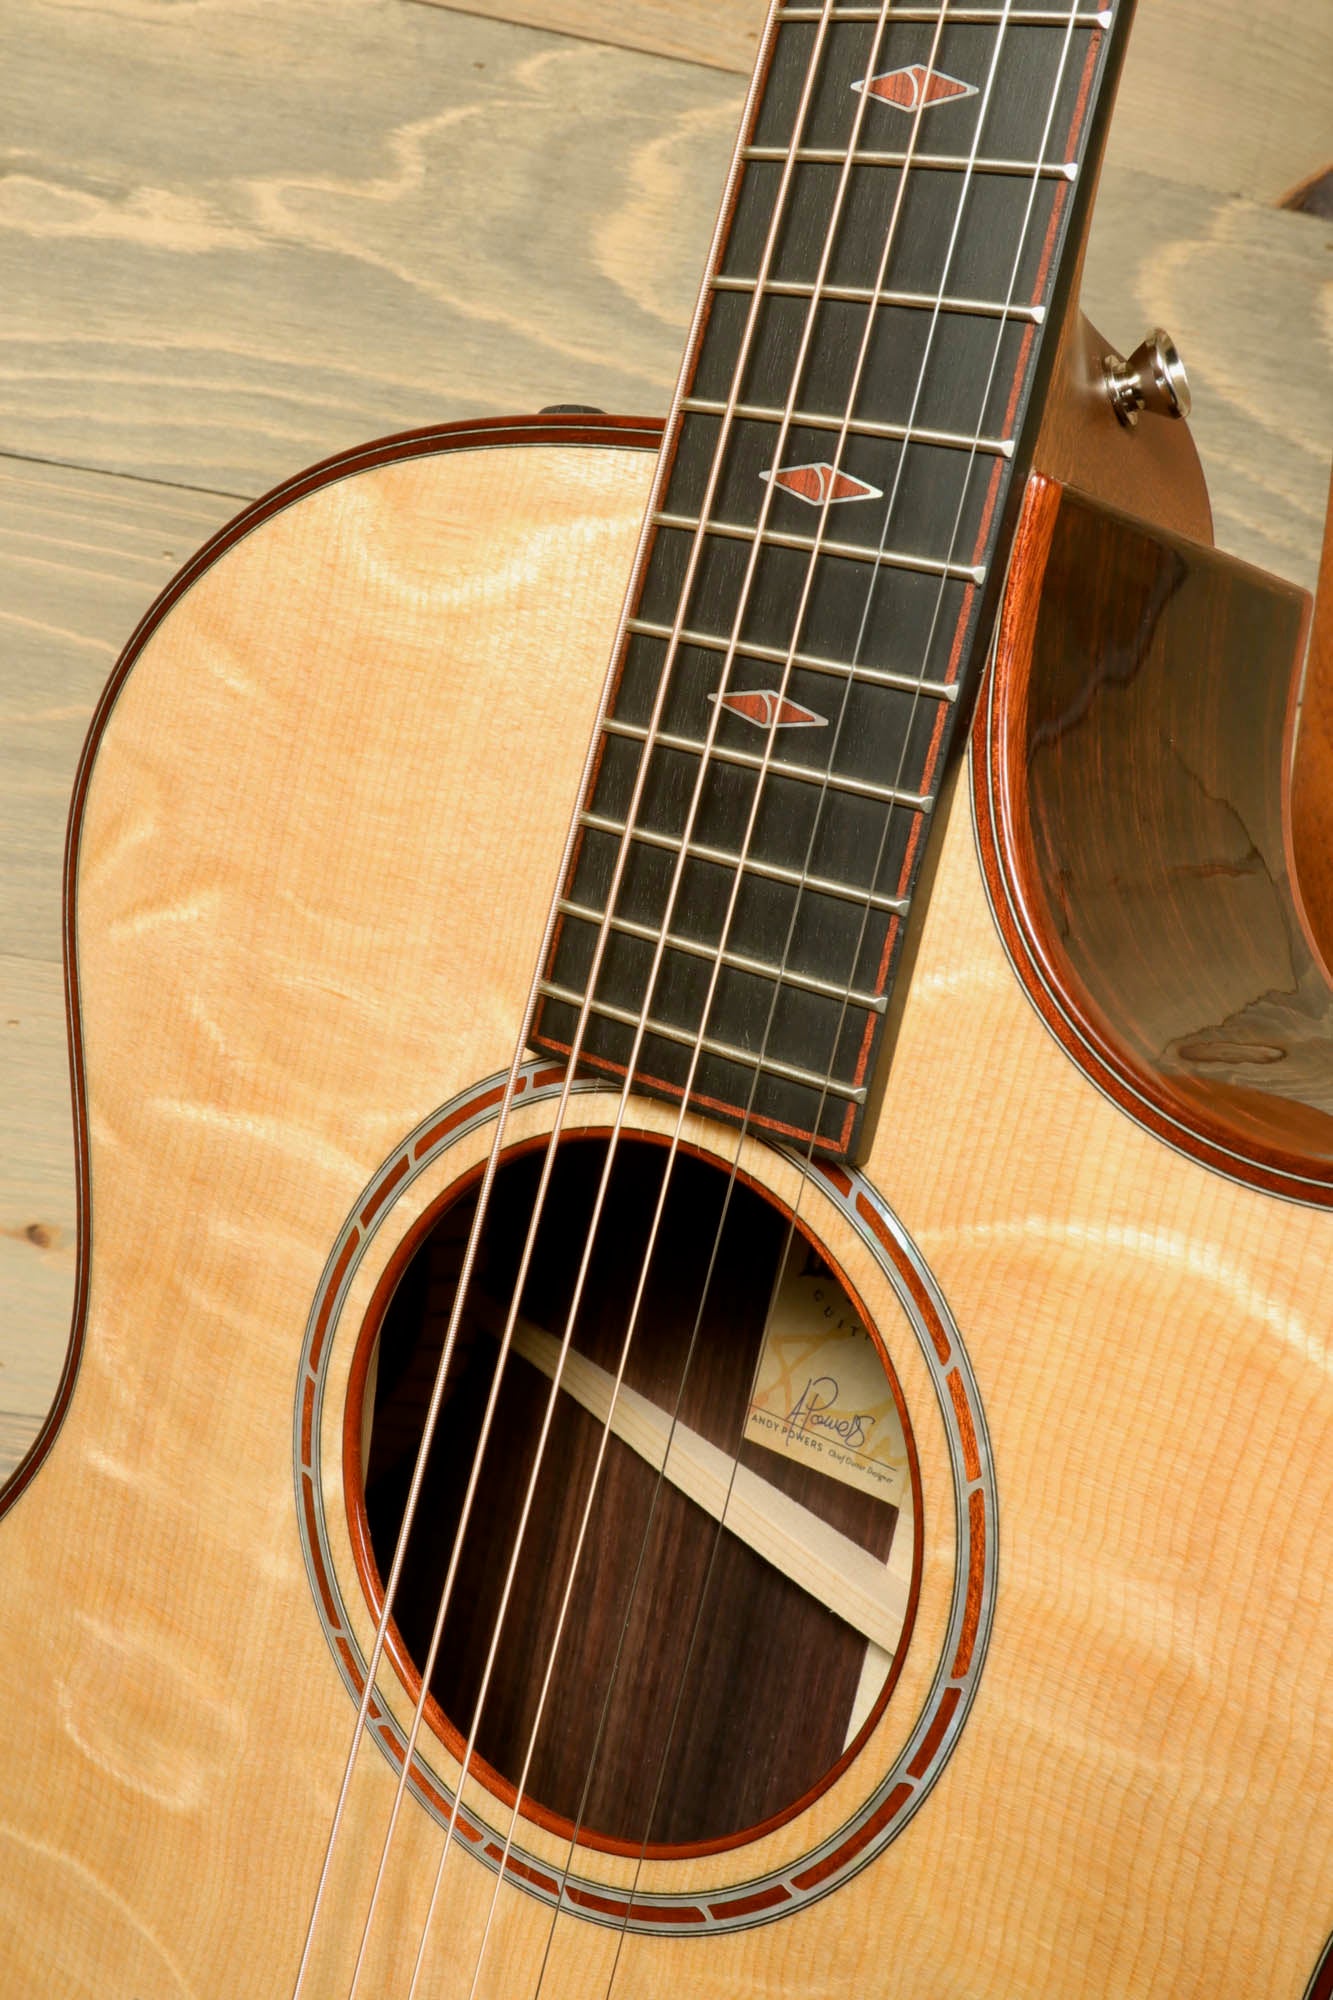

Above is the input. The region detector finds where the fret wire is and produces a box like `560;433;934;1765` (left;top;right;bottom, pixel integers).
589;0;978;1144
625;617;961;701
679;397;1014;458
777;4;1110;19
556;898;889;1013
792;0;1095;1144
426;11;861;1979
535;982;870;1104
534;2;863;1140
577;810;912;915
707;0;1066;1154
568;0;948;1146
743;145;1077;181
651;510;986;585
599;714;931;811
710;273;1046;321
546;0;1106;1152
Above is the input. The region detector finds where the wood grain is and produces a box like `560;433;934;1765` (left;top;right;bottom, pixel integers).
0;2;741;493
0;461;236;1470
1107;0;1333;203
0;3;1325;516
471;1304;912;1652
981;477;1328;1195
414;0;770;74
432;0;1333;213
1;0;1329;1474
0;426;1330;1995
0;460;238;960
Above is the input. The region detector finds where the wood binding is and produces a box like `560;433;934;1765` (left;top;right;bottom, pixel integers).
1;414;663;1526
338;1123;921;1861
528;4;1141;1162
3;400;1332;1996
975;471;1328;1203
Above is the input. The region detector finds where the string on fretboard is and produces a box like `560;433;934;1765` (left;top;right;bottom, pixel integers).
531;0;1119;1157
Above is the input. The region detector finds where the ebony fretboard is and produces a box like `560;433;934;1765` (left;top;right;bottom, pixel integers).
531;0;1128;1157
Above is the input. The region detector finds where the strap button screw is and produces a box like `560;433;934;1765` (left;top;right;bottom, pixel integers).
1103;329;1191;427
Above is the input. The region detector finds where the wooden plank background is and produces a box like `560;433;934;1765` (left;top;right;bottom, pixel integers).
1;0;1330;1475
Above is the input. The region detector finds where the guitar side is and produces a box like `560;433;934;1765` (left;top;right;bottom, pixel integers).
1;415;1331;1997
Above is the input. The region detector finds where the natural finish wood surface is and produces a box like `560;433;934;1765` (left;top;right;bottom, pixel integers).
438;0;1333;211
1;460;236;1462
1;0;1330;1470
0;2;1326;530
474;1305;913;1653
0;2;740;492
421;0;770;74
0;429;1329;1996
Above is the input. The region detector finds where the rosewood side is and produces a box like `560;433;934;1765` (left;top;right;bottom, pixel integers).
977;474;1330;1205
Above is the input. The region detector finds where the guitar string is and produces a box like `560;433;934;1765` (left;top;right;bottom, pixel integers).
412;0;1080;1985
288;337;722;2000
380;1;930;1988
308;0;1089;1983
587;4;1104;1992
288;724;605;1996
675;0;1096;1282
404;0;1072;1968
313;3;852;1990
300;0;851;1980
470;0;1080;1984
423;4;962;1993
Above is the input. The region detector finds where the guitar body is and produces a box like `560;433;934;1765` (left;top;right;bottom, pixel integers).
2;414;1332;1998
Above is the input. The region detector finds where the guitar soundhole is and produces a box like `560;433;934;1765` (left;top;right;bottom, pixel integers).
357;1134;917;1853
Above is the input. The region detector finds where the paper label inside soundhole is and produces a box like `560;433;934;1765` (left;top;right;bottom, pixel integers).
743;1244;911;1506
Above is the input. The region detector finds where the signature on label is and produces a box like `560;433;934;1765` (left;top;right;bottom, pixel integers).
787;1375;876;1454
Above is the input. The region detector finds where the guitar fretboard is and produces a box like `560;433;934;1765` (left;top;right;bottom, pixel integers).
531;0;1125;1157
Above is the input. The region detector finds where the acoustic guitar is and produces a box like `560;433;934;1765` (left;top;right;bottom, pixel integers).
3;2;1331;1994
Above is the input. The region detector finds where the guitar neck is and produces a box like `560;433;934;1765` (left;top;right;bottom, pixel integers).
532;0;1132;1159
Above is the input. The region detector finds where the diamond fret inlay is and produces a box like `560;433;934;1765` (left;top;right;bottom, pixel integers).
530;0;1121;1156
852;64;978;111
760;463;883;505
709;690;829;729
